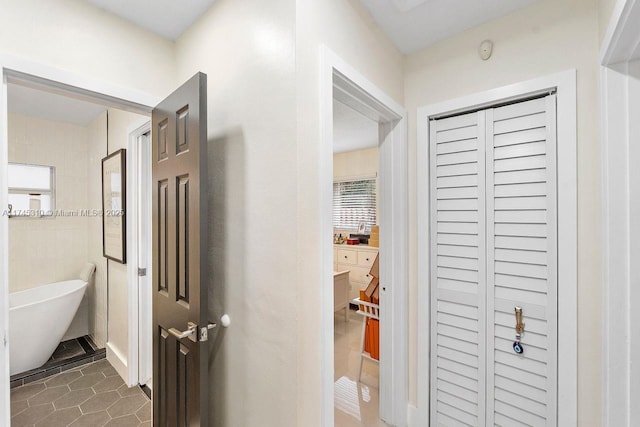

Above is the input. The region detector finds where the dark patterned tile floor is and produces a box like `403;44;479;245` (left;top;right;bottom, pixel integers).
10;360;151;426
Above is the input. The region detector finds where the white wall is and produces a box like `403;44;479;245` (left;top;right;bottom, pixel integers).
104;108;148;380
295;0;404;424
404;0;601;423
0;0;176;98
7;114;89;292
175;1;298;425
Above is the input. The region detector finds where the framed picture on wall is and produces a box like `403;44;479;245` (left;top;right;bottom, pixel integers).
102;149;126;264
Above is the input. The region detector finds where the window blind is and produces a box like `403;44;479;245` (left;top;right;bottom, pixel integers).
7;163;55;217
333;178;376;231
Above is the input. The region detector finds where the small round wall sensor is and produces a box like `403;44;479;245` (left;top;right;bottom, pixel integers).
479;39;493;60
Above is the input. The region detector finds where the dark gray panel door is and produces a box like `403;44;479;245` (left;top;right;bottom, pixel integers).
152;72;208;426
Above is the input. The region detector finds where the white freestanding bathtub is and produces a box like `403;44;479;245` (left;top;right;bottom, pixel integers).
9;279;88;375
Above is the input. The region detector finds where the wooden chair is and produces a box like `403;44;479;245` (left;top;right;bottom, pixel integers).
352;297;380;385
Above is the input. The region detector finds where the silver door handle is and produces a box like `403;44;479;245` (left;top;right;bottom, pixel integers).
169;322;198;342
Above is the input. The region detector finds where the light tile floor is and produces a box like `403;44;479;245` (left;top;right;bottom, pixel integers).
10;359;151;426
334;310;387;427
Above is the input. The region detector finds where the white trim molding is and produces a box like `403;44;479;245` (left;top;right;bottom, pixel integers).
599;0;640;66
600;2;640;425
0;66;9;427
417;70;578;426
319;46;408;427
106;342;129;382
126;121;152;387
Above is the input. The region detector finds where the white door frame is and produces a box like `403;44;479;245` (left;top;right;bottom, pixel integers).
0;54;158;425
320;46;408;426
599;1;640;425
416;70;577;426
126;122;152;387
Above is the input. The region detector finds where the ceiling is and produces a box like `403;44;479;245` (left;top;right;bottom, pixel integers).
81;0;538;53
85;0;216;40
333;100;378;154
357;0;539;53
8;84;107;126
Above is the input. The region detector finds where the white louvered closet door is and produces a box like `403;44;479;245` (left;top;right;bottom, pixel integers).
486;95;557;427
429;94;557;427
430;110;487;426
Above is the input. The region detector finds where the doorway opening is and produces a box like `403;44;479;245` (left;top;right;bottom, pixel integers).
332;97;384;426
320;48;408;427
0;62;157;425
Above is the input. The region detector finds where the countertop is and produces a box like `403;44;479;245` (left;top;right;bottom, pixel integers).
333;243;378;250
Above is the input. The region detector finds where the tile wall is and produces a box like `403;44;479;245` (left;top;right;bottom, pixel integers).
8;114;90;291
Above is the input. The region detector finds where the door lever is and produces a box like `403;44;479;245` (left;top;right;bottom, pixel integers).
169;322;198;342
171;315;231;343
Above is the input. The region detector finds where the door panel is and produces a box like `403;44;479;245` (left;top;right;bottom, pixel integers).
486;95;557;426
152;72;208;426
430;110;487;426
429;95;557;426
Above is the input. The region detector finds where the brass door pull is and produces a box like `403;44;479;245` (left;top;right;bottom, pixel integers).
513;307;525;354
515;306;525;334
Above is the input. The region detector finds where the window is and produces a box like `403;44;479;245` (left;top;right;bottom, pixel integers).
7;163;55;217
333;178;376;232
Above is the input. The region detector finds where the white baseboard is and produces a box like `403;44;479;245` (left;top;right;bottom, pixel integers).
106;342;128;384
407;404;417;427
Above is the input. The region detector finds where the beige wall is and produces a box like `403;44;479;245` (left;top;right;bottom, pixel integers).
404;0;601;423
87;111;108;348
7;113;89;292
599;0;618;42
333;147;379;180
295;0;404;423
0;0;176;98
175;1;298;425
